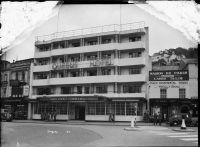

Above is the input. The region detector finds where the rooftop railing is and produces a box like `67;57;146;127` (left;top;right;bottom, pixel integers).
36;21;145;42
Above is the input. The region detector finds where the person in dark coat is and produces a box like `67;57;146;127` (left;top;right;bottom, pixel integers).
153;113;158;126
53;111;57;122
158;112;162;126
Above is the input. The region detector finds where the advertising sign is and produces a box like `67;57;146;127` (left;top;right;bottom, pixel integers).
149;70;189;81
23;85;29;96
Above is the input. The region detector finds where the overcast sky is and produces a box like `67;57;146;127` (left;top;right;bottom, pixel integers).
1;2;199;62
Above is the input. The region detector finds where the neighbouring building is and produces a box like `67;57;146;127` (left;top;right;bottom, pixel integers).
1;58;33;120
29;22;151;121
148;58;198;120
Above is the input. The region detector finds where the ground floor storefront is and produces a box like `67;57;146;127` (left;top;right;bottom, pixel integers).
149;98;198;121
1;98;28;120
29;97;146;122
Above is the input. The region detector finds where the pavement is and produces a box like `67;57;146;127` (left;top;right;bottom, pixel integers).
11;119;168;126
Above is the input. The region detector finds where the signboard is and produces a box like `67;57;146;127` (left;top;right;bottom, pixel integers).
149;81;188;88
149;70;189;81
38;97;99;101
23;85;29;96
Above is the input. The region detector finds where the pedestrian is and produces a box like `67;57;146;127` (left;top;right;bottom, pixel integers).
54;111;57;122
153;112;158;126
158;112;162;126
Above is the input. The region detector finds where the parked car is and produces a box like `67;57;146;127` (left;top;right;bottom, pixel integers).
168;114;192;126
1;109;13;122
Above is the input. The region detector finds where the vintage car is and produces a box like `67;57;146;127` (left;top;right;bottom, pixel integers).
1;109;13;122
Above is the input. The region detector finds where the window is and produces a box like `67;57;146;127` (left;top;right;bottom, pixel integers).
102;54;111;59
72;42;80;47
87;40;97;45
123;85;141;93
84;87;90;94
77;86;82;94
102;69;111;75
61;87;72;94
102;38;111;44
34;73;48;79
179;88;186;98
129;36;141;42
129;68;141;74
36;103;68;114
71;71;80;77
160;89;167;98
37;87;51;95
129;52;141;58
58;72;64;78
96;85;107;93
116;102;125;115
87;70;97;76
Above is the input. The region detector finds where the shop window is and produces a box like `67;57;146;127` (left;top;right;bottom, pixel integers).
87;102;96;115
126;102;137;115
106;102;115;115
160;89;167;98
96;102;105;115
116;102;125;115
129;68;141;74
179;88;186;98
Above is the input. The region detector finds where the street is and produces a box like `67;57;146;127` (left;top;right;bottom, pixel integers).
1;122;198;147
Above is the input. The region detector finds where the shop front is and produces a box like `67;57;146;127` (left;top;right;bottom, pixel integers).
149;98;193;121
1;97;28;120
30;96;146;122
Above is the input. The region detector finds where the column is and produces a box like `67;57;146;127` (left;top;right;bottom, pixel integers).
115;34;118;43
114;83;118;93
28;103;32;120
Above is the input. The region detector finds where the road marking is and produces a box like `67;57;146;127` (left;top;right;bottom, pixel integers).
168;135;198;138
47;130;58;134
65;130;70;133
193;142;198;144
180;138;198;141
155;133;189;135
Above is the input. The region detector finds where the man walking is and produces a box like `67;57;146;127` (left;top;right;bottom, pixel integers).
153;112;158;126
158;112;162;126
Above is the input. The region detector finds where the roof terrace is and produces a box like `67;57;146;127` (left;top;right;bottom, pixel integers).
35;21;145;43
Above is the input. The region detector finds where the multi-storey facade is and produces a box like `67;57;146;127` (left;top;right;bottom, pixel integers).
149;58;198;121
1;58;33;119
29;22;150;121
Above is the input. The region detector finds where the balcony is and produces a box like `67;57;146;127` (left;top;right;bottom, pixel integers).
119;41;145;51
35;50;51;58
117;57;145;66
48;74;146;85
32;64;52;72
31;92;146;100
32;79;49;86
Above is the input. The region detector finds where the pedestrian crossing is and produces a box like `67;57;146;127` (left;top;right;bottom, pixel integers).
149;130;198;145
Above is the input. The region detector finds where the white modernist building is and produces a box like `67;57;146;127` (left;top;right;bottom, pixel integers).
29;22;150;121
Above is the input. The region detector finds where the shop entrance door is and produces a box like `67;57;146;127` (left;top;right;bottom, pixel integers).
75;103;85;120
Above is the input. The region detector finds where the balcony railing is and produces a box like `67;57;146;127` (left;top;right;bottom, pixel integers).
35;22;145;42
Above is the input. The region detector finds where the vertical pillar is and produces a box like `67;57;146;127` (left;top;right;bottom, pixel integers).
115;34;118;43
114;83;118;93
28;103;32;120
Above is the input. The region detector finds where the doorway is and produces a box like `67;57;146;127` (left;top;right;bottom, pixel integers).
75;103;85;120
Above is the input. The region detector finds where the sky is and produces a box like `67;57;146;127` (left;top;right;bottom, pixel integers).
1;1;199;62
